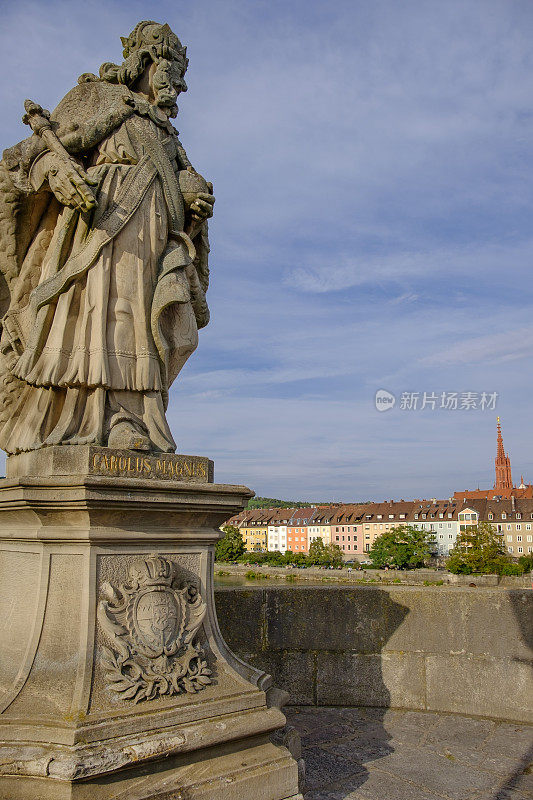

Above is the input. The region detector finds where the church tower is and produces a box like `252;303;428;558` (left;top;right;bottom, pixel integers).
494;417;513;491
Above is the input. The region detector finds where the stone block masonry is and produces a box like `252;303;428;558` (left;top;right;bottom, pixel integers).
215;585;533;724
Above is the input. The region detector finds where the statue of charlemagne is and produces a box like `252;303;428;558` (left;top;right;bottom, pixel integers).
0;21;214;454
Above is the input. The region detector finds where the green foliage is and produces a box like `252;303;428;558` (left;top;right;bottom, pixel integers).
244;569;268;580
236;550;282;566
234;542;344;569
446;523;514;575
215;525;246;562
246;497;312;509
518;554;533;574
499;563;523;576
369;525;435;569
285;551;309;566
307;538;344;567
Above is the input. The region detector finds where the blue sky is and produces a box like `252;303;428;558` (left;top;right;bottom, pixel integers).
1;0;533;500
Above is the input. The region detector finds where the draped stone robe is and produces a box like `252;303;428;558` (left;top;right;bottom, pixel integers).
0;81;210;454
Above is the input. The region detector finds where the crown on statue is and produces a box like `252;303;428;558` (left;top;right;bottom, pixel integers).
127;554;175;588
121;21;187;63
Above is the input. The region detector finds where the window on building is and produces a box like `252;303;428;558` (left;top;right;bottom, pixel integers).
508;546;514;553
507;535;513;542
517;535;523;542
516;524;521;531
502;512;506;519
518;547;524;553
527;536;533;543
517;513;522;519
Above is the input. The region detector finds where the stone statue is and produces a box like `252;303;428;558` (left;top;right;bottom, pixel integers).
0;20;215;453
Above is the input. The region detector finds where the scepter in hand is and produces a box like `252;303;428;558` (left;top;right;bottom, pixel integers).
22;99;97;212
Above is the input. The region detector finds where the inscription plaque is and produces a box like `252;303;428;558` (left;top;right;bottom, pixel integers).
89;448;214;483
5;445;214;484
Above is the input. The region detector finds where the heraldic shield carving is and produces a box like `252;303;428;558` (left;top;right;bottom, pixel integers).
97;555;212;702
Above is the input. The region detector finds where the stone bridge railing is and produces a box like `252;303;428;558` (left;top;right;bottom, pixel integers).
215;586;532;724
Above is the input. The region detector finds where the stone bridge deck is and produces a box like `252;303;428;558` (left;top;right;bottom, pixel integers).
286;707;533;800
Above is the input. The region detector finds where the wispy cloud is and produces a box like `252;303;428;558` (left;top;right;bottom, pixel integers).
419;325;533;367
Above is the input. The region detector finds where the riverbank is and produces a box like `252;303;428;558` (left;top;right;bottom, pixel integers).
215;561;532;588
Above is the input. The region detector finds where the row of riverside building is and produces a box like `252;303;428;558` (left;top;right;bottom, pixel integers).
226;498;533;560
225;420;533;561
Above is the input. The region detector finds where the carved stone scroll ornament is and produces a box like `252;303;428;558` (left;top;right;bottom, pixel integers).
97;555;211;703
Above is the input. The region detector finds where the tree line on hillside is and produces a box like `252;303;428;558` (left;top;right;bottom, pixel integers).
246;497;370;509
216;523;533;575
246;497;313;509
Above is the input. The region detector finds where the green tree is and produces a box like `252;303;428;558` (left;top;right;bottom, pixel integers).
215;525;245;562
518;553;533;574
369;525;435;569
285;551;309;566
447;522;516;575
308;538;344;567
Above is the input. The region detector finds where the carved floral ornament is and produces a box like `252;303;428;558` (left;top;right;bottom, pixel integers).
98;555;211;703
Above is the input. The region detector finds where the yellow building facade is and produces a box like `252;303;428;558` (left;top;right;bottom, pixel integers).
241;524;268;552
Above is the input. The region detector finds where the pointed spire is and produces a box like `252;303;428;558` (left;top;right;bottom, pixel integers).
494;417;513;490
496;417;505;460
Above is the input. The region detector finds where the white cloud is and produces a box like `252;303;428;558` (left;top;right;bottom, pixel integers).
419;325;533;367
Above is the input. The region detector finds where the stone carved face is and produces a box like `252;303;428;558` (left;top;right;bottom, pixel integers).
149;56;188;113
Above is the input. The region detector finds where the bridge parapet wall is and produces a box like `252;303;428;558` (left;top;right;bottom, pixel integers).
215;586;533;724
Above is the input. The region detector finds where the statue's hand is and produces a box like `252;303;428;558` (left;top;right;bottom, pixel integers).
44;153;98;213
190;184;215;222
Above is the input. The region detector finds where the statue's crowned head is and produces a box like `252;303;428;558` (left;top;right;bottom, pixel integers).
97;20;188;116
120;21;187;66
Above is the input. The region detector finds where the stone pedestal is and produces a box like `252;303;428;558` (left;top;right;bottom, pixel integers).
0;447;302;800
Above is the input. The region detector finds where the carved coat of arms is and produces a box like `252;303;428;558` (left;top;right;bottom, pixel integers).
98;555;211;703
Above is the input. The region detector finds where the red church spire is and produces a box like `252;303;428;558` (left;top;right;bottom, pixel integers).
494;417;513;491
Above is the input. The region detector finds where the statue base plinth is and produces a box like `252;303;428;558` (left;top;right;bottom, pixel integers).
0;447;302;800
